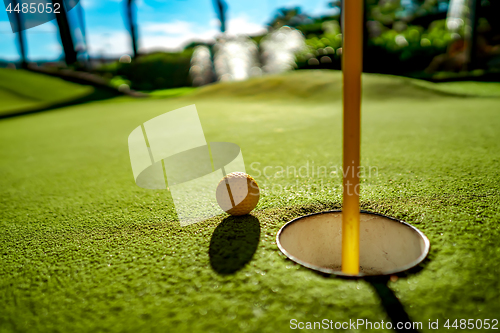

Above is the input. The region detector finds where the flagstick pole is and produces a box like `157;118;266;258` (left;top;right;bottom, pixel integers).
341;0;363;275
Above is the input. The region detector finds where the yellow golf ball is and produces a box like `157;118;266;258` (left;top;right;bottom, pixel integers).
216;172;260;216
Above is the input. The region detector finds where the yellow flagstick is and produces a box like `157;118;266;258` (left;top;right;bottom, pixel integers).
341;0;363;275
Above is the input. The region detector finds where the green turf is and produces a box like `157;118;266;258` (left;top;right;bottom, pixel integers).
409;79;500;97
1;70;499;332
0;69;94;117
146;87;197;98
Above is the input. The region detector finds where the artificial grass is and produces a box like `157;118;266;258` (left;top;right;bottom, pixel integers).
0;70;499;332
409;79;500;97
0;69;94;117
146;87;197;98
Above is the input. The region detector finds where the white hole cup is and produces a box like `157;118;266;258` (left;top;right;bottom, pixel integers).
276;211;430;277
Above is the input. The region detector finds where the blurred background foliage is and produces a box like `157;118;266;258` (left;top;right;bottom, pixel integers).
96;50;193;91
295;17;455;75
5;0;500;92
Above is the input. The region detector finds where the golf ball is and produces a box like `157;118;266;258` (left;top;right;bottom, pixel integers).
216;172;260;216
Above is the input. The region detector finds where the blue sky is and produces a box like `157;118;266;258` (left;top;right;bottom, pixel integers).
0;0;334;61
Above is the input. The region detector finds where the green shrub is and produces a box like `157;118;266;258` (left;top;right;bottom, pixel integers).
95;50;194;91
298;19;457;75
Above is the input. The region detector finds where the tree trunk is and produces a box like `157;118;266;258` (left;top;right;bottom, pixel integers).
213;0;227;33
467;0;481;70
12;0;28;69
126;0;139;58
52;0;77;66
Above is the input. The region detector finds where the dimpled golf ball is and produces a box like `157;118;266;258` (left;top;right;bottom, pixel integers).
216;172;260;216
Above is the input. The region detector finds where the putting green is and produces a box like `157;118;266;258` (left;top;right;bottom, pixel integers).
1;70;499;332
0;69;94;117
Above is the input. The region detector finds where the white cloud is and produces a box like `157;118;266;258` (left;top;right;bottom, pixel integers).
85;16;267;56
140;16;267;52
139;20;218;52
86;30;132;57
209;18;220;28
225;16;267;36
142;21;194;35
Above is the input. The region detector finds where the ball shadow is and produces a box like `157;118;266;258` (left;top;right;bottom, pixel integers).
209;215;260;275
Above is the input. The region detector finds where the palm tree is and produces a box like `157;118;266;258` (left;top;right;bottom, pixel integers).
76;2;89;67
12;0;28;69
52;0;78;65
213;0;227;33
126;0;139;58
467;0;481;70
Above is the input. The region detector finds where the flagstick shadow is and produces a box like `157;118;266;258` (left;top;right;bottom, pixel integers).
209;215;260;275
366;277;420;333
311;263;428;332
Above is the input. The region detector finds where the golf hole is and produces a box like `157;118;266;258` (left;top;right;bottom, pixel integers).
276;211;430;277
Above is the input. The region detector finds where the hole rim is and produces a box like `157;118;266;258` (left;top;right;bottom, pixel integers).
276;210;431;277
